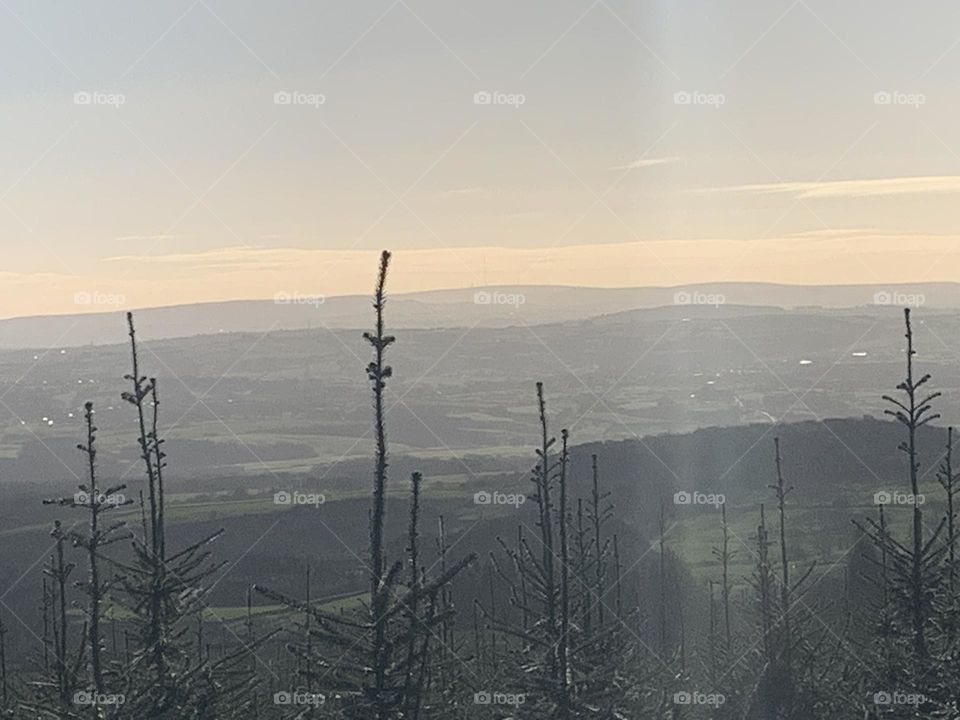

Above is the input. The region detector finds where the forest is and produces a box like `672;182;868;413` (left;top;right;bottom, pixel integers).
0;251;957;719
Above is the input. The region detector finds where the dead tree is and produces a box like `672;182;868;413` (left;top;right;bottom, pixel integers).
256;250;474;720
711;503;735;657
658;498;668;659
112;313;260;717
588;454;612;632
366;250;395;716
0;611;7;710
746;442;841;719
42;401;131;699
771;437;793;669
882;307;941;660
557;429;572;720
487;385;639;719
938;426;959;642
25;521;86;715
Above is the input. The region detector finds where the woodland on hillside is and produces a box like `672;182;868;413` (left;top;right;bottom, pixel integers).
0;252;957;718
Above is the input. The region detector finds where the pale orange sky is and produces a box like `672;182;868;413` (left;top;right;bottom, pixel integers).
4;1;960;317
6;233;960;318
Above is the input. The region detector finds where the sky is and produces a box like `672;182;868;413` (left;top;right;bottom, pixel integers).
3;0;960;317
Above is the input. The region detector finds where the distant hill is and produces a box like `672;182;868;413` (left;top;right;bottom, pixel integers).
3;281;960;348
5;304;960;485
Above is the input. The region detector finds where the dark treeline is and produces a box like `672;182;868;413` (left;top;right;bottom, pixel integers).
0;255;958;718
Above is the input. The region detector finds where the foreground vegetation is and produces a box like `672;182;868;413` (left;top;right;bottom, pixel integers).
0;253;959;718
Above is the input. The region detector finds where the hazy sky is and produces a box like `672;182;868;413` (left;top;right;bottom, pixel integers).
3;0;960;317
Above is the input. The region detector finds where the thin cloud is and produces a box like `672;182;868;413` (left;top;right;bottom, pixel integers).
102;245;374;271
438;187;484;197
0;271;81;284
708;175;960;199
104;246;272;267
785;228;877;238
610;156;681;171
113;234;184;241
